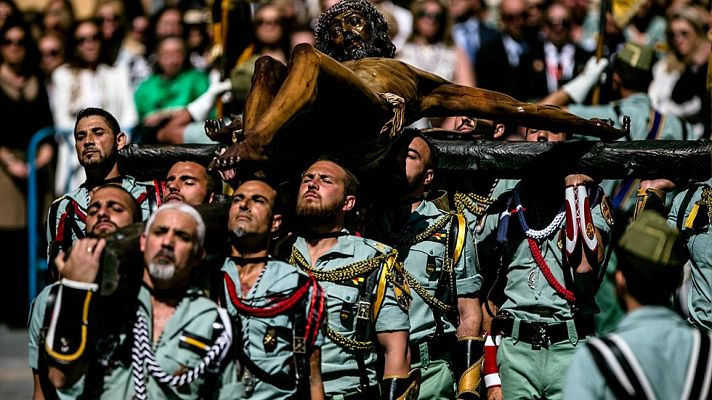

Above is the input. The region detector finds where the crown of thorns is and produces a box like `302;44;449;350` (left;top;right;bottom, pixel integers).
314;0;396;59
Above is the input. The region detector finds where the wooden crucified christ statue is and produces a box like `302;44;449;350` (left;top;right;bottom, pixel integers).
209;0;628;176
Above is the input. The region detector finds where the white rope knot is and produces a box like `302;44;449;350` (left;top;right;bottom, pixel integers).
378;92;405;139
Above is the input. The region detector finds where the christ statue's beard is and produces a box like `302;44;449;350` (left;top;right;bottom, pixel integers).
335;32;380;62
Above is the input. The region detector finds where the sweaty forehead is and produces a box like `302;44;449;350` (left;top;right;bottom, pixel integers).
305;161;346;179
408;136;432;158
236;180;276;202
76;116;112;133
167;161;206;178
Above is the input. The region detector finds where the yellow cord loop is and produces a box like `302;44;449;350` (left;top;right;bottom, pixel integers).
45;290;93;362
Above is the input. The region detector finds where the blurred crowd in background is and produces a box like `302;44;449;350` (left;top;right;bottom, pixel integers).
0;0;709;327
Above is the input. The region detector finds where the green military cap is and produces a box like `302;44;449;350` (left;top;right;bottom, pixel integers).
616;42;656;72
618;210;684;268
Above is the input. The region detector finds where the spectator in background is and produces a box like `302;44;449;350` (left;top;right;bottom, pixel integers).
147;5;183;57
477;0;545;100
0;18;54;328
649;6;711;138
115;14;151;90
94;0;127;65
623;0;667;49
537;2;592;94
523;0;546;40
183;8;212;71
290;23;315;48
371;0;413;50
399;0;474;85
450;0;499;66
42;0;74;38
561;0;589;45
134;35;209;142
52;19;136;195
397;0;474;128
0;0;20;32
231;2;290;106
37;32;65;105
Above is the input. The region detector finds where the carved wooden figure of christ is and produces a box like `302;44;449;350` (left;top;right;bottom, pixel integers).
209;0;628;175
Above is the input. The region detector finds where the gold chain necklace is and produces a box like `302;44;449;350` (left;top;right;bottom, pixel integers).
289;246;390;282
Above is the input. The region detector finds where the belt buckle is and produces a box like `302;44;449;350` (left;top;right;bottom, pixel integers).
242;368;256;396
529;322;549;350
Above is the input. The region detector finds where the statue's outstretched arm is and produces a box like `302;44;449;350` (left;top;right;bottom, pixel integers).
420;83;626;139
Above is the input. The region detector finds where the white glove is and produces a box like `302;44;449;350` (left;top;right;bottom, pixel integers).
562;56;609;104
187;70;233;121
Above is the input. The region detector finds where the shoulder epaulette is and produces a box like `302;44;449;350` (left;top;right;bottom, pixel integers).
361;237;394;255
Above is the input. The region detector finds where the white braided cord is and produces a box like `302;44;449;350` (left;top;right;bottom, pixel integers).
515;204;566;240
131;308;231;399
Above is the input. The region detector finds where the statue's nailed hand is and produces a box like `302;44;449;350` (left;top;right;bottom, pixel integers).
204;115;243;145
208;146;239;183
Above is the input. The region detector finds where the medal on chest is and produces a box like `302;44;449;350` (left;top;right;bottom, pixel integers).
527;268;538;290
263;327;277;352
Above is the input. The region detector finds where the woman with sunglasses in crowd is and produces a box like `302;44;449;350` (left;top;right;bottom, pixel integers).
231;2;291;110
37;32;64;105
0;17;54;328
396;0;474;128
51;18;136;195
648;6;711;139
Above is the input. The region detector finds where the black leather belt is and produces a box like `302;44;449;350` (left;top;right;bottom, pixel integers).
326;384;381;400
493;316;595;350
409;334;456;364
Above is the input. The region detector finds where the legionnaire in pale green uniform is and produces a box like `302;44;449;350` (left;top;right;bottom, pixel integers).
40;203;232;399
46;108;162;262
371;130;483;399
667;178;712;331
216;179;326;400
540;42;692;335
478;128;612;400
289;159;418;399
455;178;520;336
29;184;142;399
564;211;712;399
542;42;692;218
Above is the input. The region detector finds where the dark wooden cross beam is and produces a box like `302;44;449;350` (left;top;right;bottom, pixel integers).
430;139;712;181
117;139;712;182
